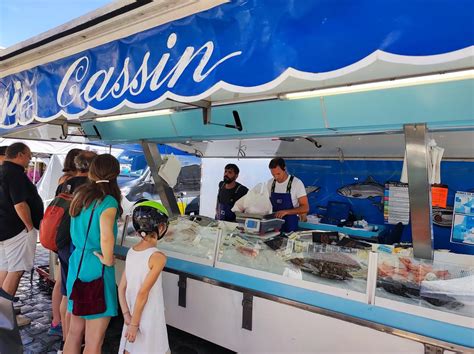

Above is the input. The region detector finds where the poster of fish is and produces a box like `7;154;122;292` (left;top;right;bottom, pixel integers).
451;192;474;245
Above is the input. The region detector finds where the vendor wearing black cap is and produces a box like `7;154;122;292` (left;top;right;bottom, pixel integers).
216;164;248;221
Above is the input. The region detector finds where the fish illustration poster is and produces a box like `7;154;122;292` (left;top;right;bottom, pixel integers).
451;192;474;245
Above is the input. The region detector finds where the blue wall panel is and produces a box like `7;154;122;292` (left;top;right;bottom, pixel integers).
286;159;474;255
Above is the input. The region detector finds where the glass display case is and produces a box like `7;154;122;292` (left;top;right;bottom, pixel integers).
215;227;370;300
375;252;474;318
117;214;221;266
115;216;473;327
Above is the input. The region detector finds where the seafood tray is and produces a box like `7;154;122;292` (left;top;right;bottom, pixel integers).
264;235;287;251
336;237;372;250
377;257;450;284
377;277;464;310
289;253;361;280
312;231;339;244
376;255;471;310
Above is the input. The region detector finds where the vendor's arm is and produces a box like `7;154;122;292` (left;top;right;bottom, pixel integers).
274;196;309;218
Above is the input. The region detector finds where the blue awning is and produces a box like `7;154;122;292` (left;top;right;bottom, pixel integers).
1;0;473;128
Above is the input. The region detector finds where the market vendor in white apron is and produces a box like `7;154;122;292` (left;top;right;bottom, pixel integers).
268;158;309;233
216;164;249;221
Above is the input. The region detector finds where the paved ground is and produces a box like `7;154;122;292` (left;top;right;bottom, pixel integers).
14;244;234;354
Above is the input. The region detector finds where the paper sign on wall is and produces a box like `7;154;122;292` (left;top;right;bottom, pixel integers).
384;182;410;225
431;185;448;208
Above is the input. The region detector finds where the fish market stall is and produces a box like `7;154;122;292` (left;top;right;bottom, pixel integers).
113;212;474;353
1;0;473;352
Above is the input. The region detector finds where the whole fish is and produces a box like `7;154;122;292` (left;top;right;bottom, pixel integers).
337;176;384;199
432;206;453;228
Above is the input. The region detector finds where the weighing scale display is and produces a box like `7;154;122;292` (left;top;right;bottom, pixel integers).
244;219;260;232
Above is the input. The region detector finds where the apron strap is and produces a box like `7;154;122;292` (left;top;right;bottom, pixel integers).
218;182;242;203
286;175;294;194
272;176;294;194
217;181;225;203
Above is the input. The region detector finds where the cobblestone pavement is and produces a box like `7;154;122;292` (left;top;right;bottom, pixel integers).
16;245;60;354
15;244;234;354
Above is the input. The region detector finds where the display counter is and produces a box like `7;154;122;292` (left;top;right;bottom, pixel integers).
216;225;369;301
114;216;474;352
118;215;221;266
375;252;474;319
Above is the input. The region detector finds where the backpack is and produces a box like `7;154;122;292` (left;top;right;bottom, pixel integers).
39;191;73;252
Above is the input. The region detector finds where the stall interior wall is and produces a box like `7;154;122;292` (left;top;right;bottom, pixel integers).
285;159;474;255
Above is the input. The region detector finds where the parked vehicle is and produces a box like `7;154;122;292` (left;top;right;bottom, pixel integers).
117;145;201;215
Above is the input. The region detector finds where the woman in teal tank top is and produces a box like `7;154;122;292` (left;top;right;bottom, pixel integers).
63;154;123;354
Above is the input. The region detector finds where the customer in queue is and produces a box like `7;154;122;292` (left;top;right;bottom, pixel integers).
49;148;84;338
118;201;170;354
50;151;97;349
0;146;7;165
63;154;122;354
0;143;44;326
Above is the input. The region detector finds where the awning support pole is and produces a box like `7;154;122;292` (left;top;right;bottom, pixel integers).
141;141;180;216
403;124;433;260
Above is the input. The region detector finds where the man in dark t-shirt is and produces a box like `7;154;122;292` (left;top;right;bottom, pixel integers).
216;164;248;222
0;143;44;299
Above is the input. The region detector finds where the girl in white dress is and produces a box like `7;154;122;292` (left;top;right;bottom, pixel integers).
118;201;170;354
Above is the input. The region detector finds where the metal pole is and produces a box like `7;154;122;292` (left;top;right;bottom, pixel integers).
141;141;180;216
33;158;37;184
403;124;433;260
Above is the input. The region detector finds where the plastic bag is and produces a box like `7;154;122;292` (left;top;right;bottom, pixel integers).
232;183;273;214
159;154;182;188
232;194;246;213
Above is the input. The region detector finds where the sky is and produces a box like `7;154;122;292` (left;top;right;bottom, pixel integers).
0;0;112;48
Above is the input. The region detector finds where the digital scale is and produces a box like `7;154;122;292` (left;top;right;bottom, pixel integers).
235;212;285;236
